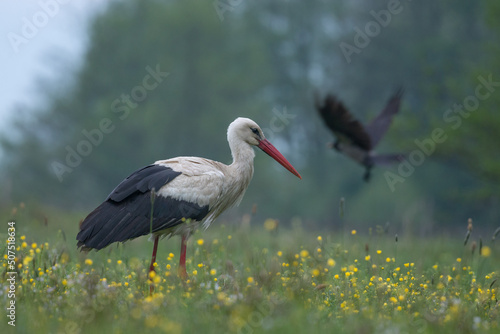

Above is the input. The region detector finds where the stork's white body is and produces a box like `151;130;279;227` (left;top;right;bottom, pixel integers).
154;155;253;235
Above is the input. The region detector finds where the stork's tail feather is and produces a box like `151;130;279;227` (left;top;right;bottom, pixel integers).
76;193;161;251
76;191;210;251
371;153;405;166
76;201;140;251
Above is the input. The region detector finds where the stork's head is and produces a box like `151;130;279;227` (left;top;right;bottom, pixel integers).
228;117;302;179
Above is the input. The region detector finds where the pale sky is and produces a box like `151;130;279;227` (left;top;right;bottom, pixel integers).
0;1;105;132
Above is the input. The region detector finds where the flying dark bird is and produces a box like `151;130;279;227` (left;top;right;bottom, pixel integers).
316;89;404;181
77;117;301;292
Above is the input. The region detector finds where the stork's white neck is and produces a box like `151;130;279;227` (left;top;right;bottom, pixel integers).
225;128;255;192
228;138;255;175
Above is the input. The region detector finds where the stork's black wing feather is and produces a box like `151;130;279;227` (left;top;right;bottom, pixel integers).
366;88;403;147
76;164;209;250
107;164;180;202
316;94;372;151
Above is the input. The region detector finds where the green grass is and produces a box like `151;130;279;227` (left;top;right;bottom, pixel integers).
1;205;499;334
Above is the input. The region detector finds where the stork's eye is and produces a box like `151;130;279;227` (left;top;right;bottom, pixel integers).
250;127;259;135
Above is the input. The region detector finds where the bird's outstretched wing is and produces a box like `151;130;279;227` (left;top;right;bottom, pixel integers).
316;94;372;151
366;88;403;147
77;164;210;250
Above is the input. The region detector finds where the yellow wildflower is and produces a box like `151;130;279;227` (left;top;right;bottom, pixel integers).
481;246;491;257
263;218;278;231
23;256;33;266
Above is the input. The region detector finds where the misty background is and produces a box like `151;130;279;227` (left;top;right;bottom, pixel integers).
1;0;499;237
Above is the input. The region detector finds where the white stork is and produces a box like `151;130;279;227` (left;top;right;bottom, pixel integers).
76;117;301;285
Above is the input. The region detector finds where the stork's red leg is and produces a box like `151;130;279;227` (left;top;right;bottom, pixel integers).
178;234;188;280
149;235;160;272
149;235;159;294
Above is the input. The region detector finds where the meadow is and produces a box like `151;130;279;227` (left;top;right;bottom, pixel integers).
1;204;499;334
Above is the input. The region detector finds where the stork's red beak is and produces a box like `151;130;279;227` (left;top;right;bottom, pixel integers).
258;139;302;179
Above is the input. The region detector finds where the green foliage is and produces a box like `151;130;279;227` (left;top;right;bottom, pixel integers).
2;206;500;334
436;0;500;196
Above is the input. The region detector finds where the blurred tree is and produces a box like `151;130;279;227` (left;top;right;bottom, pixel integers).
1;0;275;209
437;0;500;188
